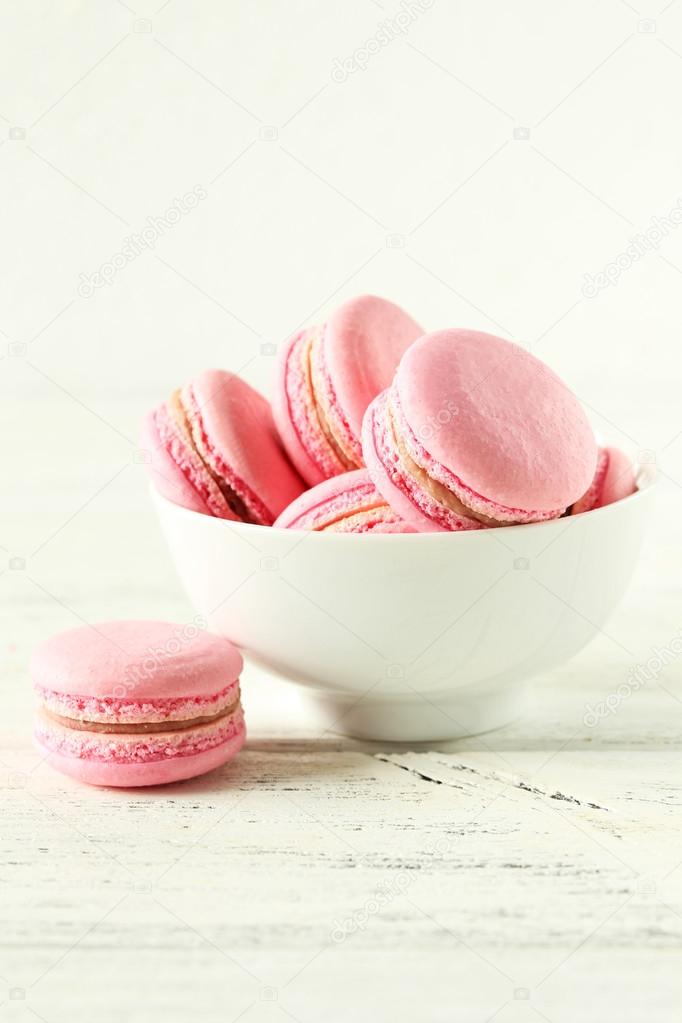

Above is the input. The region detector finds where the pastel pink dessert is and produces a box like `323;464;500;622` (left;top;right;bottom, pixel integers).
570;446;637;514
362;329;598;533
142;369;304;524
32;621;246;787
273;295;423;486
275;469;415;534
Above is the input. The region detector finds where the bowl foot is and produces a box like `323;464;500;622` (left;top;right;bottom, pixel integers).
298;682;526;742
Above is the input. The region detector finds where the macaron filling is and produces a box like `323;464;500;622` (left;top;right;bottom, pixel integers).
35;679;241;725
35;703;245;764
284;326;362;479
308;328;362;466
388;389;565;526
152;400;228;518
326;509;407;533
179;383;274;525
42;705;236;734
367;392;481;531
284;481;401;533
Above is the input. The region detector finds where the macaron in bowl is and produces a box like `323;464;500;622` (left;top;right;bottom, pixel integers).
275;468;414;533
32;620;246;787
273;294;424;486
142;369;304;524
570;446;637;514
152;462;656;742
362;329;598;532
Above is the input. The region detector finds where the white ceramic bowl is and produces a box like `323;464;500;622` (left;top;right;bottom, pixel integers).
152;467;656;742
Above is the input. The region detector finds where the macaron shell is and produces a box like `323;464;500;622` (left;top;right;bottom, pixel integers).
362;395;450;533
323;295;424;438
34;703;244;761
274;468;414;533
397;330;597;513
273;329;339;487
571;446;637;514
140;408;220;517
600;446;637;506
30;620;243;701
37;680;240;726
189;370;305;521
34;726;245;788
331;513;411;534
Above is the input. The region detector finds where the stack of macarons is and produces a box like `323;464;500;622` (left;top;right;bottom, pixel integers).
142;293;637;534
32;294;638;789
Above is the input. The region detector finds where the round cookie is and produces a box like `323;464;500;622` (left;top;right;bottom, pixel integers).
362;328;597;532
273;295;423;486
32;620;246;787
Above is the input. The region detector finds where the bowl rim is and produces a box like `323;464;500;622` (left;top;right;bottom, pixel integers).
151;463;658;543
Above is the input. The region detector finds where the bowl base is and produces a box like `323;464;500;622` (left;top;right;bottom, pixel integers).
298;682;527;742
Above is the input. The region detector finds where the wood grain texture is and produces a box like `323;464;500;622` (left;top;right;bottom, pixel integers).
3;590;682;1023
2;415;681;1022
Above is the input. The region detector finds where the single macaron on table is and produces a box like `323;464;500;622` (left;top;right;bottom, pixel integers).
32;621;246;786
149;317;655;743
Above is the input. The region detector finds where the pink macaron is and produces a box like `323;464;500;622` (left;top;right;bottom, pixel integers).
275;469;414;534
362;328;598;532
32;620;246;787
570;446;637;514
142;369;305;524
273;295;424;486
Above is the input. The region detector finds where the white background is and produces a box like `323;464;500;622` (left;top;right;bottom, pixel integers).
1;0;681;624
2;2;682;1021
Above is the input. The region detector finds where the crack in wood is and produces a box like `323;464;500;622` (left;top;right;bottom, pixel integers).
375;753;610;811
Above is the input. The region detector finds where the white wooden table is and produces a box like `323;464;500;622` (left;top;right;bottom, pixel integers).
3;477;682;1023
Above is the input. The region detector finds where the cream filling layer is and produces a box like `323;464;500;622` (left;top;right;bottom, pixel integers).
43;699;240;735
304;329;359;471
168;390;255;522
388;401;501;527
